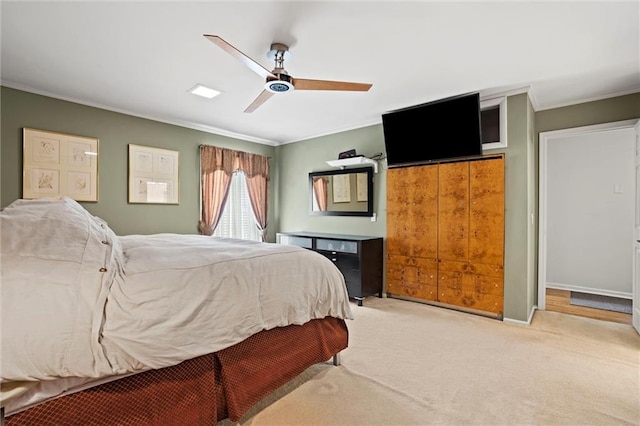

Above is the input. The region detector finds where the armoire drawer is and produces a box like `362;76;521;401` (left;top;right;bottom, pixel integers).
438;259;504;278
438;270;504;296
438;287;503;314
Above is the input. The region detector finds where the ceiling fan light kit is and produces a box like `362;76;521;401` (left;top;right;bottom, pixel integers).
265;74;294;93
204;34;372;112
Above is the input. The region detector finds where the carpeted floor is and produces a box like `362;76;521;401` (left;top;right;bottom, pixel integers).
219;297;640;425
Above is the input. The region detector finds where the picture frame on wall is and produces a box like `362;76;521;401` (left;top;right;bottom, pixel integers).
356;172;368;202
332;173;351;203
128;144;179;204
22;128;99;202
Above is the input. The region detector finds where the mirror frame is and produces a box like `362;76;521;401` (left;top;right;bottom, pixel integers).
308;166;374;217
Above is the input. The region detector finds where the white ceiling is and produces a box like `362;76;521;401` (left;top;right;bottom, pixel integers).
2;1;638;146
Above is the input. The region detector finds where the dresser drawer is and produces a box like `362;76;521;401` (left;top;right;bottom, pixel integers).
317;250;359;273
277;234;312;249
316;239;358;254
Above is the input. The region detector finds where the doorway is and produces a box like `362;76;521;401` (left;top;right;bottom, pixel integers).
538;119;638;329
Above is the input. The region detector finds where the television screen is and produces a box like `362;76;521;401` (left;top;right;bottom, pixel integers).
382;92;483;167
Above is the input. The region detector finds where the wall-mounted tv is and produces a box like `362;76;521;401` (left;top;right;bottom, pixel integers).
381;92;483;168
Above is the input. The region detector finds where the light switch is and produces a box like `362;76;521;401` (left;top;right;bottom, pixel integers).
614;184;624;194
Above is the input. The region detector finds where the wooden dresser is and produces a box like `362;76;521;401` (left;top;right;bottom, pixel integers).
386;155;505;317
277;231;383;306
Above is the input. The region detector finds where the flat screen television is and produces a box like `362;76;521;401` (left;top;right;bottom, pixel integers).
381;92;483;168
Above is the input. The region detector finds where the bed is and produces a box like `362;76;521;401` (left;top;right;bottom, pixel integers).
0;197;353;424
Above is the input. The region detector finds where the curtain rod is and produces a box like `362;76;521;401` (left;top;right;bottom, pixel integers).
199;144;271;159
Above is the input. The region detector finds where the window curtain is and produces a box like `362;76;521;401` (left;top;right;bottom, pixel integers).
199;145;270;241
236;151;270;242
313;176;329;211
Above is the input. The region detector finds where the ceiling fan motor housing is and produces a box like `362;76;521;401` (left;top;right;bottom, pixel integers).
265;73;294;93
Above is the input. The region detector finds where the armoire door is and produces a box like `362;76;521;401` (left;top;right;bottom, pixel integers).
386;164;438;300
437;157;505;315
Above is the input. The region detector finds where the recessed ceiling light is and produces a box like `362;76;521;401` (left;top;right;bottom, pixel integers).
189;84;220;99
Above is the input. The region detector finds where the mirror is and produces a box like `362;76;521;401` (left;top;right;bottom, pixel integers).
309;167;374;216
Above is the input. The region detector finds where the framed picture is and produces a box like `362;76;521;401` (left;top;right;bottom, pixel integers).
22;128;99;202
332;173;351;203
356;172;368;202
128;144;179;204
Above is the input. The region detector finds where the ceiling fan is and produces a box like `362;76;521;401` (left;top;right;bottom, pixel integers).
204;35;372;113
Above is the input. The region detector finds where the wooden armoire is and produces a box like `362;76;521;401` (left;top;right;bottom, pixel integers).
386;154;505;317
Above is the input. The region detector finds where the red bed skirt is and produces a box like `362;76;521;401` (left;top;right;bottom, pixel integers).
5;317;348;425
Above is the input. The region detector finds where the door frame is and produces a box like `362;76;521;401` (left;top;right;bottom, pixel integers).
633;120;640;334
538;118;639;311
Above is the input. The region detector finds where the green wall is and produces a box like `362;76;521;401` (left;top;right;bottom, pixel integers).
3;86;639;322
500;93;534;322
536;92;640;134
1;87;277;239
275;125;387;238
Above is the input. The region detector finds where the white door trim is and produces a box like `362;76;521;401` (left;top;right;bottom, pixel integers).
633;120;640;334
537;118;639;311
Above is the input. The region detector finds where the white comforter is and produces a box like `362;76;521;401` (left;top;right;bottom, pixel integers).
0;197;353;383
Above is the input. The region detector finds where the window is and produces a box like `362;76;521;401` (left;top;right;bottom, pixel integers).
481;96;507;150
212;170;261;241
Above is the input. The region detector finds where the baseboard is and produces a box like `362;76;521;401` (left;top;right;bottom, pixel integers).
546;283;632;300
503;305;537;326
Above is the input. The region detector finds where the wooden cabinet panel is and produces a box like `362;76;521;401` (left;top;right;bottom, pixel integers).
386;162;438;301
438;264;503;296
387;275;438;301
436;157;505;315
437;161;469;262
387;207;432;257
469;159;505;265
387;255;437;284
438;269;463;292
438;269;503;313
438;287;503;314
386;165;438;259
469;274;504;296
385;155;504;317
438;260;504;279
472;262;504;278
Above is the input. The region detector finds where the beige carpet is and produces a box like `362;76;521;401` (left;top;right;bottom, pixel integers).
220;297;640;425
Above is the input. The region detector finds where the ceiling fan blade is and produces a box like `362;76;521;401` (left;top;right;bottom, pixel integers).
244;90;275;113
292;78;372;92
204;34;276;80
